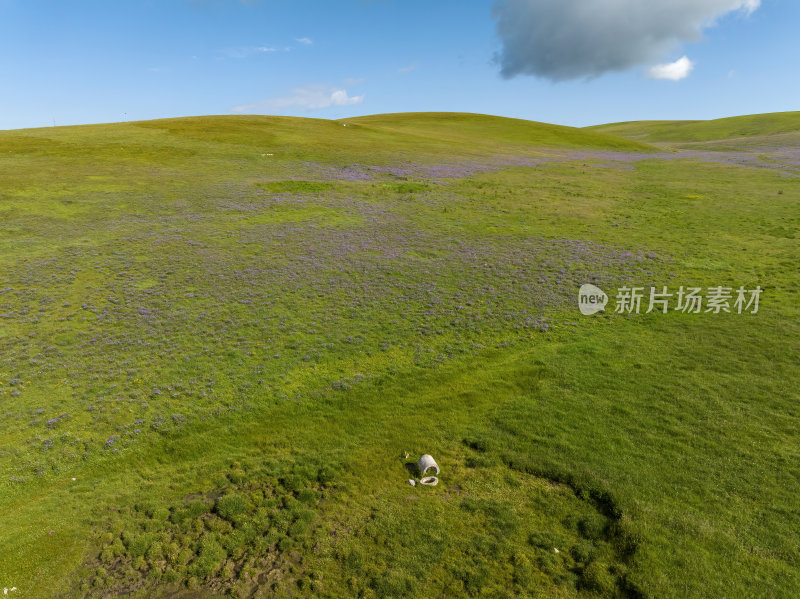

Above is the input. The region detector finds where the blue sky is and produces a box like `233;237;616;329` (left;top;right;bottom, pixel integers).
0;0;797;130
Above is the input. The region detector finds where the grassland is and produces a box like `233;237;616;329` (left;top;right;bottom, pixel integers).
0;112;798;598
588;111;800;148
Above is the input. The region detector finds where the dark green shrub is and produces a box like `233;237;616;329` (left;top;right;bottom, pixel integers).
280;475;305;493
344;548;364;572
317;465;336;484
186;500;210;519
528;531;563;551
512;552;535;587
177;548;194;566
277;535;294;551
191;539;225;578
123;532;153;558
296;488;317;504
579;561;616;594
577;513;607;540
163;568;180;583
146;541;163;561
288;518;310;537
570;540;597;564
215;494;248;521
222;530;246;556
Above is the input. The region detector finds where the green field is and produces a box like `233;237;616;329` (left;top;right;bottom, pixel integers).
1;112;798;598
588;111;800;150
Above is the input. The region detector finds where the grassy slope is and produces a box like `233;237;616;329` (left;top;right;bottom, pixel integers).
588;111;800;143
0;113;798;598
349;112;653;151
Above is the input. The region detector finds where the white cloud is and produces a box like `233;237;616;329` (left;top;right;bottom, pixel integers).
742;0;761;14
295;37;313;45
493;0;761;80
329;90;359;106
223;45;284;58
232;85;364;113
647;56;695;81
398;62;418;74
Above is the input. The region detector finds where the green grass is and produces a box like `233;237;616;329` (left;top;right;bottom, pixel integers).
0;112;798;598
588;110;800;143
349;112;654;151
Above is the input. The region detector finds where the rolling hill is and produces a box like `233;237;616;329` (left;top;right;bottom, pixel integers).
588;110;800;146
0;112;798;598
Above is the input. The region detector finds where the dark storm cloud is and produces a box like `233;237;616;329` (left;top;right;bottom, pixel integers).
492;0;760;81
